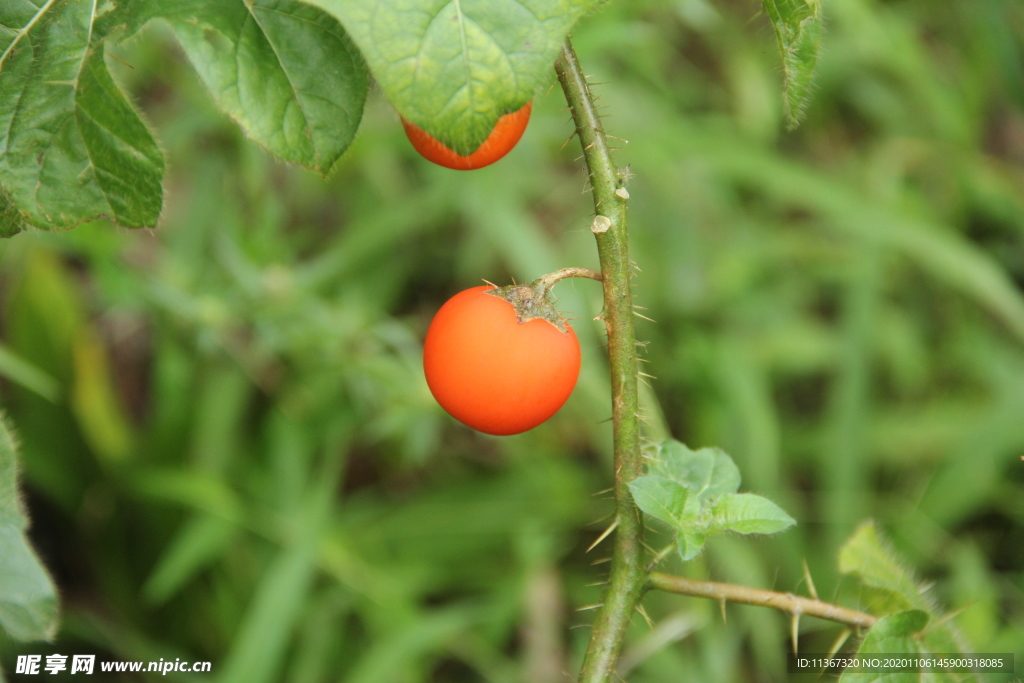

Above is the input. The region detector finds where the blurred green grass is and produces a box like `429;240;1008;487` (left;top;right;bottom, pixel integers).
1;0;1022;681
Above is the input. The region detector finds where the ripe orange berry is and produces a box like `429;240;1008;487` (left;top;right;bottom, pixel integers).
423;286;580;435
401;102;533;170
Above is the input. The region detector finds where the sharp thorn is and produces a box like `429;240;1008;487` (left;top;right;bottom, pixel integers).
636;604;655;630
802;558;819;601
587;519;619;553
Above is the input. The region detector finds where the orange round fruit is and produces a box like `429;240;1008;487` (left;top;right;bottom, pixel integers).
423;286;580;435
401;102;533;170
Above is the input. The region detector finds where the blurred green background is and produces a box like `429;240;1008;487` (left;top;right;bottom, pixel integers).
1;0;1023;680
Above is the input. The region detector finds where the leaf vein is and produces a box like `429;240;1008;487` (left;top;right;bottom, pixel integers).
0;0;59;73
244;1;314;152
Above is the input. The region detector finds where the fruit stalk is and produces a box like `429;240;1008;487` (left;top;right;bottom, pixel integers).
533;267;603;294
555;39;646;683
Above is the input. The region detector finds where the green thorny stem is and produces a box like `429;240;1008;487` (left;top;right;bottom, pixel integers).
556;39;646;682
555;40;882;680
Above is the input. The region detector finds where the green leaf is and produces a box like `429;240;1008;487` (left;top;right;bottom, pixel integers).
70;333;133;463
217;533;320;683
345;606;480;683
840;610;929;683
142;514;237;605
711;493;795;534
839;525;980;681
677;530;707;561
761;0;822;128
628;475;690;528
136;0;368;174
839;521;932;615
651;441;741;503
0;343;60;402
310;0;597;155
218;459;338;683
0;0;165;234
134;468;244;523
0;415;58;642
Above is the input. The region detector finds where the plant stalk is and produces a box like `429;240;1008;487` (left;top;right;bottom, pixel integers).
648;573;878;629
556;38;646;683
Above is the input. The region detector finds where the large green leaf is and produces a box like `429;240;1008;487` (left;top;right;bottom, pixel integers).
762;0;822;128
0;0;370;236
0;415;58;642
0;0;165;235
310;0;597;155
128;0;369;174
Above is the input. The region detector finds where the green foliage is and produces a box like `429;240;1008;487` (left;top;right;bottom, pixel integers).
0;0;1022;681
839;609;980;683
0;416;57;643
628;475;690;527
839;521;932;615
0;0;164;234
840;610;930;683
651;441;741;503
312;0;597;155
761;0;822;127
128;0;369;174
0;344;59;403
630;441;794;560
0;0;595;234
0;0;370;234
839;524;979;681
710;493;794;535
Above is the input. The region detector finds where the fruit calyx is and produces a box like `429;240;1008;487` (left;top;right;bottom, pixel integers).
485;267;603;334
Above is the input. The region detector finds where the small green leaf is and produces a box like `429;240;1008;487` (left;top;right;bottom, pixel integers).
651;441;741;502
840;610;929;683
761;0;822;128
628;475;690;528
310;0;598;155
677;530;707;561
839;525;980;680
640;441;765;561
0;0;165;234
0;416;58;642
140;0;369;173
711;493;795;534
839;522;932;615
